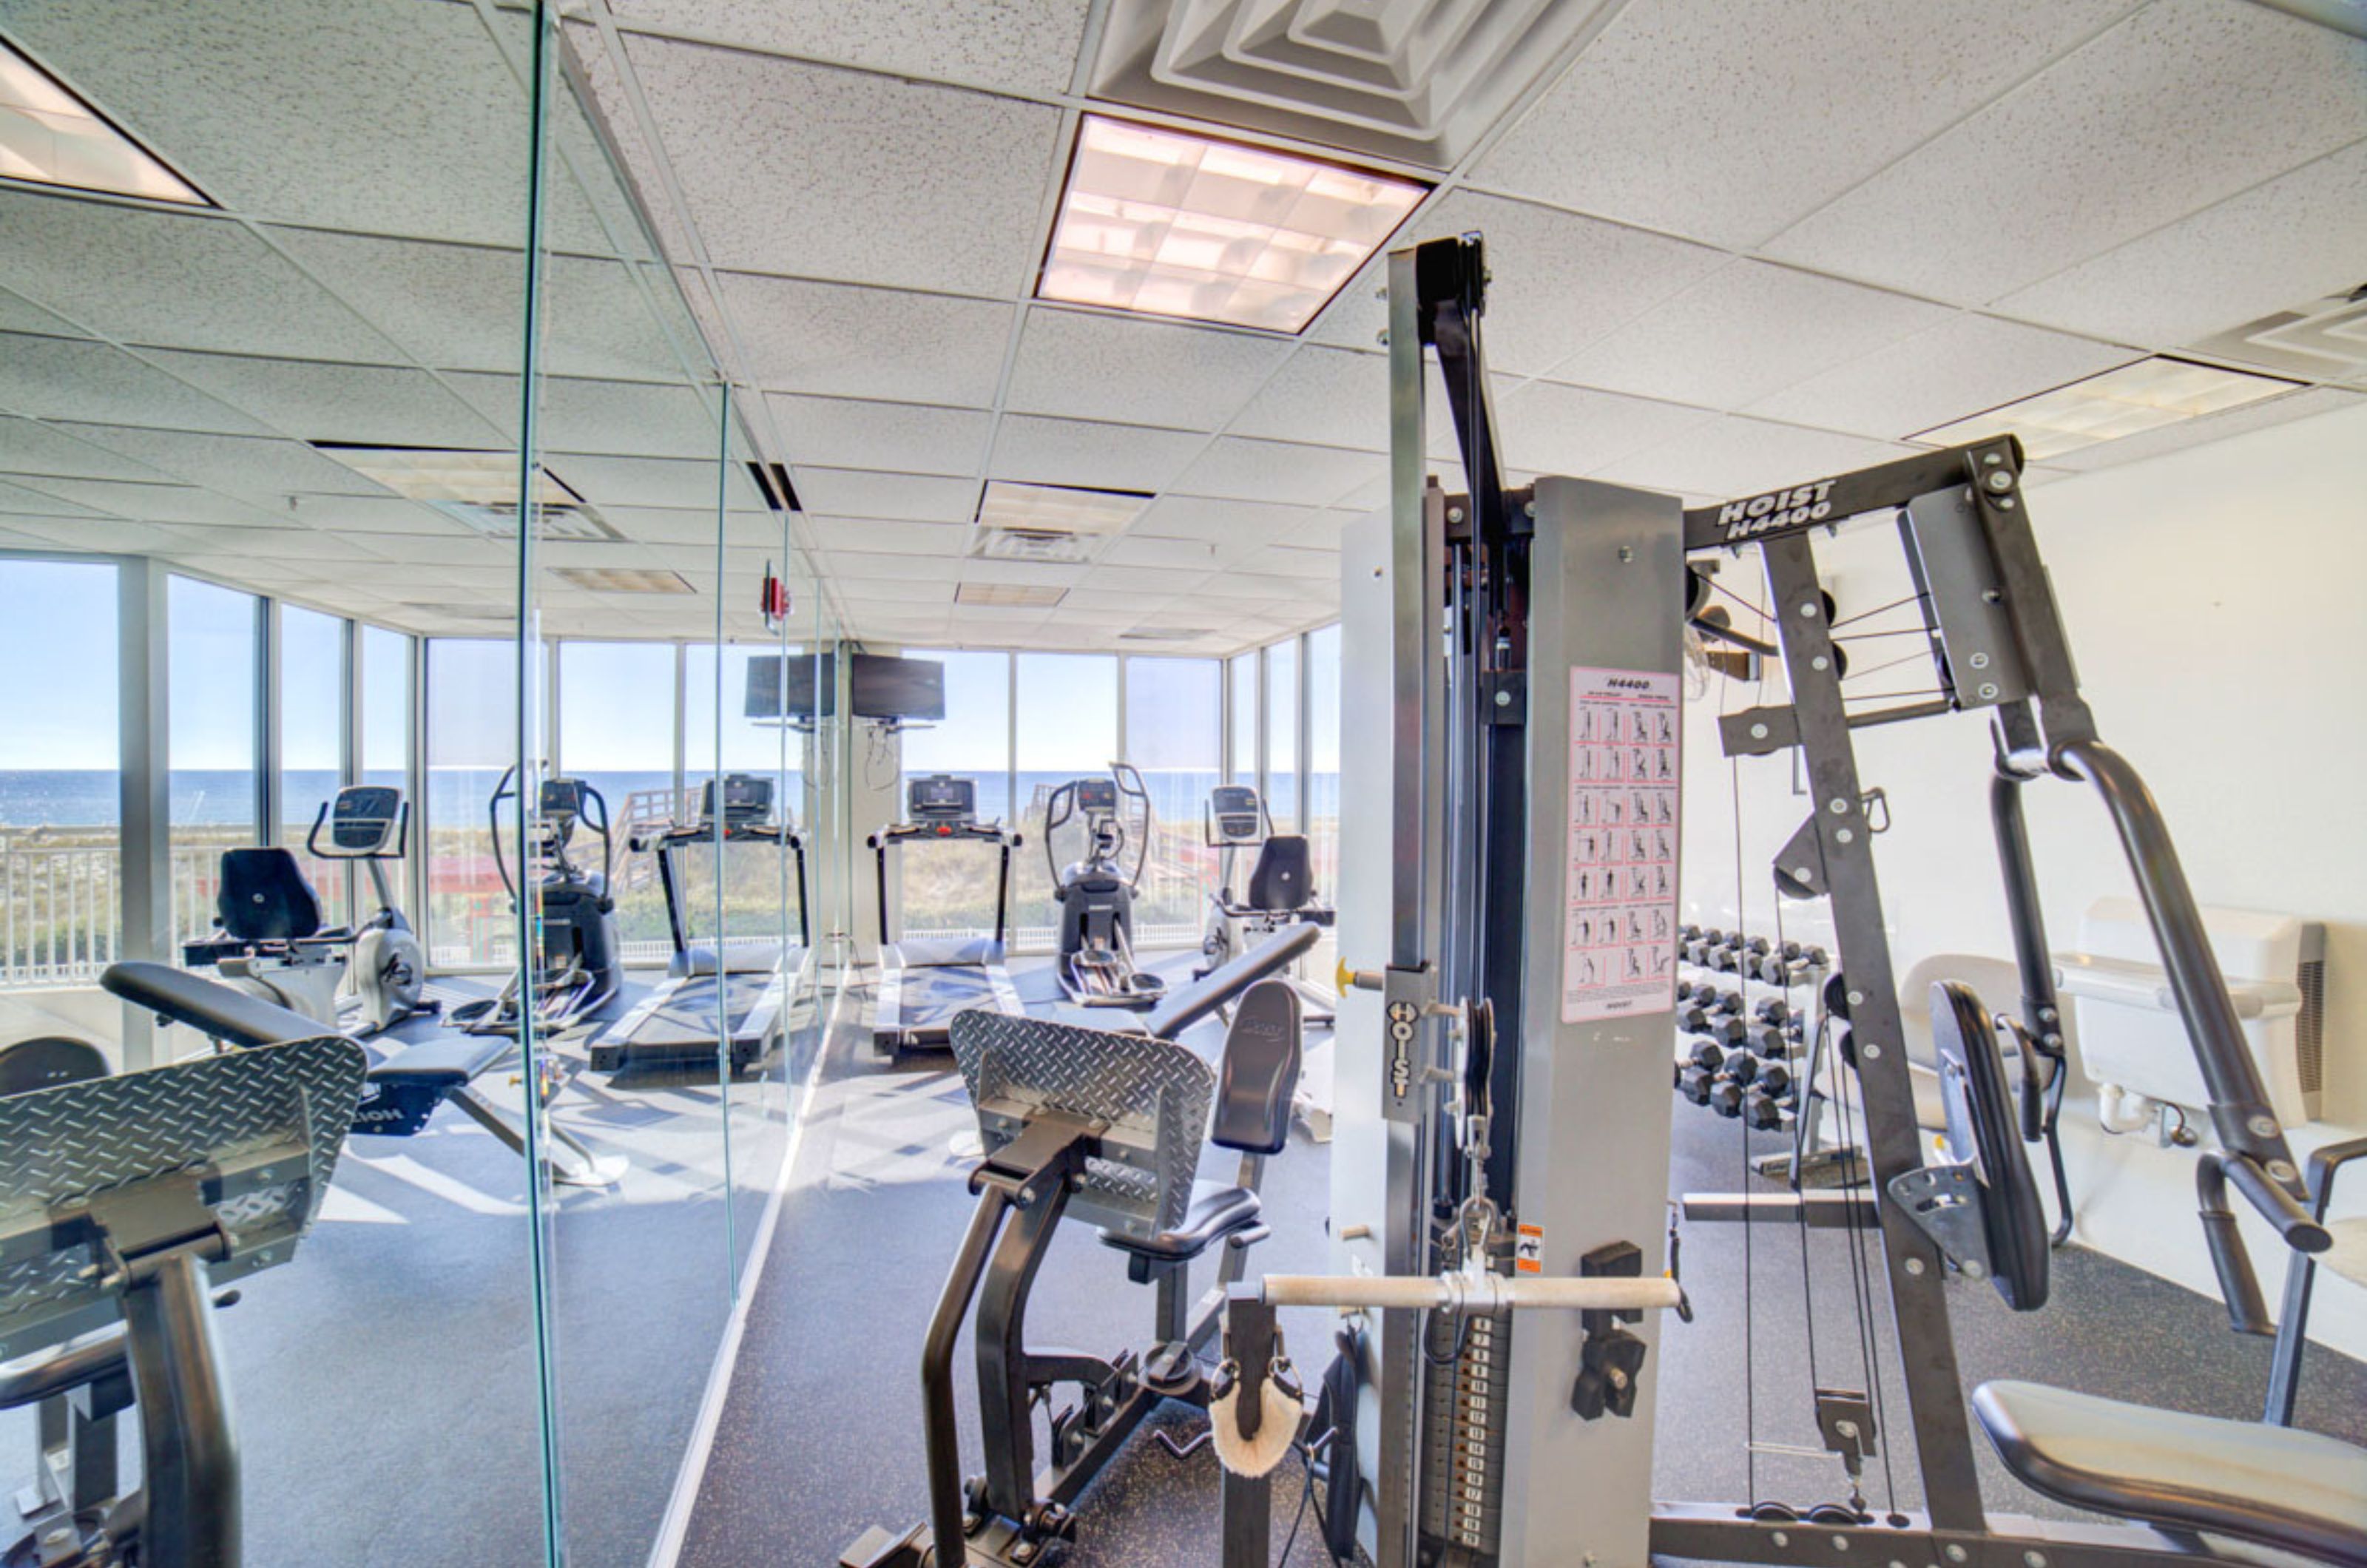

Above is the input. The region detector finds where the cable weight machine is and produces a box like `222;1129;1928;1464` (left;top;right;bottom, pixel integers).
1212;234;2354;1568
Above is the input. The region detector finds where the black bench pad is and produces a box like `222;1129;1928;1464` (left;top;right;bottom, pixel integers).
1973;1380;2367;1565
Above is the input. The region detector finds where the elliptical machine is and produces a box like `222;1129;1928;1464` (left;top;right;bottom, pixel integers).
183;784;433;1037
1045;762;1166;1010
448;766;623;1038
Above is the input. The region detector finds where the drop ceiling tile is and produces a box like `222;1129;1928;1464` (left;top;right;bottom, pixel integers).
988;416;1207;491
1056;588;1176;613
0;191;397;360
1546;261;1953;410
135;351;506;447
1764;0;2367;305
1098;535;1226;571
834;575;959;605
541;453;764;511
794;468;980;524
272;229;700;382
51;423;385;502
626;37;1061;295
1597;416;1917;501
355;533;513;567
0;286;87;338
826;550;967;583
610;0;1090;98
1229;546;1337;581
0;516;179;553
959;557;1088;588
802;516;973;556
1308;192;1726;375
1746;314;2138;441
7;476;283;527
720;273;1013;405
445;373;720;459
1131;494;1326;545
0;481;109;518
0;0;551;249
1079;564;1215;595
0;335;264;433
1006;308;1290;431
2042;385;2364;471
1170;438;1386;507
1471;0;2138;250
1492;383;1721;476
1993;141;2367;351
280;494;473;535
0;419;174;484
1191;571;1316;603
1228;347;1394;452
766;396;993;477
1282;509;1372;550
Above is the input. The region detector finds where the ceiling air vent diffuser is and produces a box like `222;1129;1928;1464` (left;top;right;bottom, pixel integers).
2183;291;2367;385
969;481;1152;567
1090;0;1615;169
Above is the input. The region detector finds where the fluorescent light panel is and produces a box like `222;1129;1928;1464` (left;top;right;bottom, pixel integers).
976;479;1152;536
955;582;1068;607
1038;115;1425;333
0;37;204;204
549;567;695;595
1916;356;2303;461
312;445;580;507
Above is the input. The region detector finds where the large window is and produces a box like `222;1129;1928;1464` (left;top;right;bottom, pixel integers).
561;641;679;959
1013;653;1118;943
895;649;1011;941
278;605;348;925
168;578;260;950
1306;624;1341;899
1124;658;1221;942
1228;653;1258;785
1264;638;1300;831
0;560;121;985
686;642;804;958
425;639;516;966
359;625;413;913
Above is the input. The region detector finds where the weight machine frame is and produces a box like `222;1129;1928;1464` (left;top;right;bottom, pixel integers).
1321;233;2328;1568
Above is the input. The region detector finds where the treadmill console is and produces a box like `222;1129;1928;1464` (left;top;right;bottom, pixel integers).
1073;777;1119;814
1207;785;1263;846
908;774;976;827
703;773;775;826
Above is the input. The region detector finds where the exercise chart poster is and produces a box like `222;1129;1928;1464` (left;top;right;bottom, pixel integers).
1561;665;1680;1025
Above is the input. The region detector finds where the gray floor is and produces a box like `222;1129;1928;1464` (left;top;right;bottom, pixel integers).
3;971;817;1568
681;959;2367;1567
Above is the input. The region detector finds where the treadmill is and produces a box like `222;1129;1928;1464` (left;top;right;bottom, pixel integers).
589;774;808;1075
868;774;1024;1059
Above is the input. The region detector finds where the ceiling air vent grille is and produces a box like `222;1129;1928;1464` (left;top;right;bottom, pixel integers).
2184;291;2367;385
1090;0;1615;169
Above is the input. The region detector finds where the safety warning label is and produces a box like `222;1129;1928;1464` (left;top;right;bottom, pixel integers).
1515;1223;1544;1275
1560;664;1681;1024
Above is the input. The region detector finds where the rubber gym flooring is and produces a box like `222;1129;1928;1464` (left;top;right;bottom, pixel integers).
6;960;2361;1568
1;971;820;1568
681;954;2367;1567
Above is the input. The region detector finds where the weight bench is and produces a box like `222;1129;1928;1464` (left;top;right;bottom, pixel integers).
1;1024;367;1568
841;976;1306;1568
1908;979;2367;1566
106;961;624;1189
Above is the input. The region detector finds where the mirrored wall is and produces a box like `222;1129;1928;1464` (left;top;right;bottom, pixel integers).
0;2;838;1564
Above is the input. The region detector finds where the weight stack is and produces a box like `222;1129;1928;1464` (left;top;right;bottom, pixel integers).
1421;1303;1511;1561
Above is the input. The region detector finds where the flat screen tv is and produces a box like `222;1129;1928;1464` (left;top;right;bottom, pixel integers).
743;652;836;720
851;654;945;721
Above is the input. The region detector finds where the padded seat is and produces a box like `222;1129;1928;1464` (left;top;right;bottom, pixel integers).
1100;1179;1260;1265
370;1035;507;1089
1973;1381;2367;1565
2322;1216;2367;1288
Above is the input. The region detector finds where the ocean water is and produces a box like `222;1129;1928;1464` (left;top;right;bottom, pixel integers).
0;767;1340;834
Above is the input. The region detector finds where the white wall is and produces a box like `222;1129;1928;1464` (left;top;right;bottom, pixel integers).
1678;397;2367;1358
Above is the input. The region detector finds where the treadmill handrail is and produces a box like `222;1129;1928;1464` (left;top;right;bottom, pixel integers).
1143;922;1322;1041
868;821;1020;849
102;960;349;1049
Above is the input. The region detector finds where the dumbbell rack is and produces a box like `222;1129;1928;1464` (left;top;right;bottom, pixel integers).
1672;925;1868;1188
